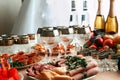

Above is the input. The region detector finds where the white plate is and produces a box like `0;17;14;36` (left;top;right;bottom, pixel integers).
28;76;39;80
15;62;39;69
83;75;96;80
28;75;96;80
19;73;24;80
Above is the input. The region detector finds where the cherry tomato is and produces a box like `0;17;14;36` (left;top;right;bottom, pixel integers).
89;45;97;49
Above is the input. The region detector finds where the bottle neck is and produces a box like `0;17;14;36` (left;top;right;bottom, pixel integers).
69;14;78;26
71;0;76;11
70;0;78;26
109;0;115;17
83;0;88;11
97;0;102;15
81;0;89;26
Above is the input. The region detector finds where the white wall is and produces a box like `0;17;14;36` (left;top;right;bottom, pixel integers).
12;0;120;35
12;0;71;34
0;0;21;34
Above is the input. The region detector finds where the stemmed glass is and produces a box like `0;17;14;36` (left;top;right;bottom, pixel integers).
77;26;92;50
70;26;82;55
40;27;59;63
58;26;74;56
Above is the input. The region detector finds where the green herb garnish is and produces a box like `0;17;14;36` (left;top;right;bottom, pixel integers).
10;62;26;68
65;56;88;70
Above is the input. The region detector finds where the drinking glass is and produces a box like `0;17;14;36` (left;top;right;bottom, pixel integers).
77;26;91;50
58;26;74;56
41;27;59;63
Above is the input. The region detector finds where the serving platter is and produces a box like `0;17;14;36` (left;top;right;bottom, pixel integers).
26;55;99;80
0;52;43;69
83;75;96;80
14;62;40;69
28;75;96;80
19;73;24;80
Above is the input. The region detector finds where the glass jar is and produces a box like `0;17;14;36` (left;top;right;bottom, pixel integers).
4;37;14;46
20;35;29;44
13;36;21;44
28;34;35;40
0;37;3;46
28;34;37;44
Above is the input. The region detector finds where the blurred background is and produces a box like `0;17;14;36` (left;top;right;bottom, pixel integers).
0;0;120;34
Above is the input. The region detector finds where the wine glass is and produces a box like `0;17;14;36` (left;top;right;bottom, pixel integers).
37;27;50;44
58;26;74;56
77;26;91;50
41;27;59;63
70;26;83;55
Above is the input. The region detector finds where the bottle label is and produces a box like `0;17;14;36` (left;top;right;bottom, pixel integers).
82;15;85;21
105;16;118;34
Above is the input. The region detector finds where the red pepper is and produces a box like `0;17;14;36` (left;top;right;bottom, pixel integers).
67;45;74;49
0;76;4;80
8;68;20;80
1;68;8;78
8;77;14;80
86;41;92;45
0;68;2;75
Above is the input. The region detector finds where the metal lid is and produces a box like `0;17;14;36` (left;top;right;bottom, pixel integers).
11;34;18;39
21;35;29;39
4;37;13;40
1;34;8;38
0;36;3;40
58;26;74;34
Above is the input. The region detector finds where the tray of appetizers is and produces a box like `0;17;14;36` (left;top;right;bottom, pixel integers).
26;55;99;80
0;57;24;80
0;51;43;69
83;32;120;59
19;73;24;80
33;43;74;55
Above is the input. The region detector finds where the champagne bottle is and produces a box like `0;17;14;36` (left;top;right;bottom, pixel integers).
105;0;118;34
94;0;105;32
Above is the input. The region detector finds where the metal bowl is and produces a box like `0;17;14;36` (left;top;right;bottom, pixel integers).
58;26;74;34
40;27;59;37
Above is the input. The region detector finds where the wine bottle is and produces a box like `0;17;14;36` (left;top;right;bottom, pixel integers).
69;0;78;27
81;0;89;27
94;0;105;32
105;0;118;34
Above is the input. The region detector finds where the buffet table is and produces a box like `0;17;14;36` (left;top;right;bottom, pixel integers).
17;57;119;80
90;71;120;80
0;31;120;80
19;69;120;80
